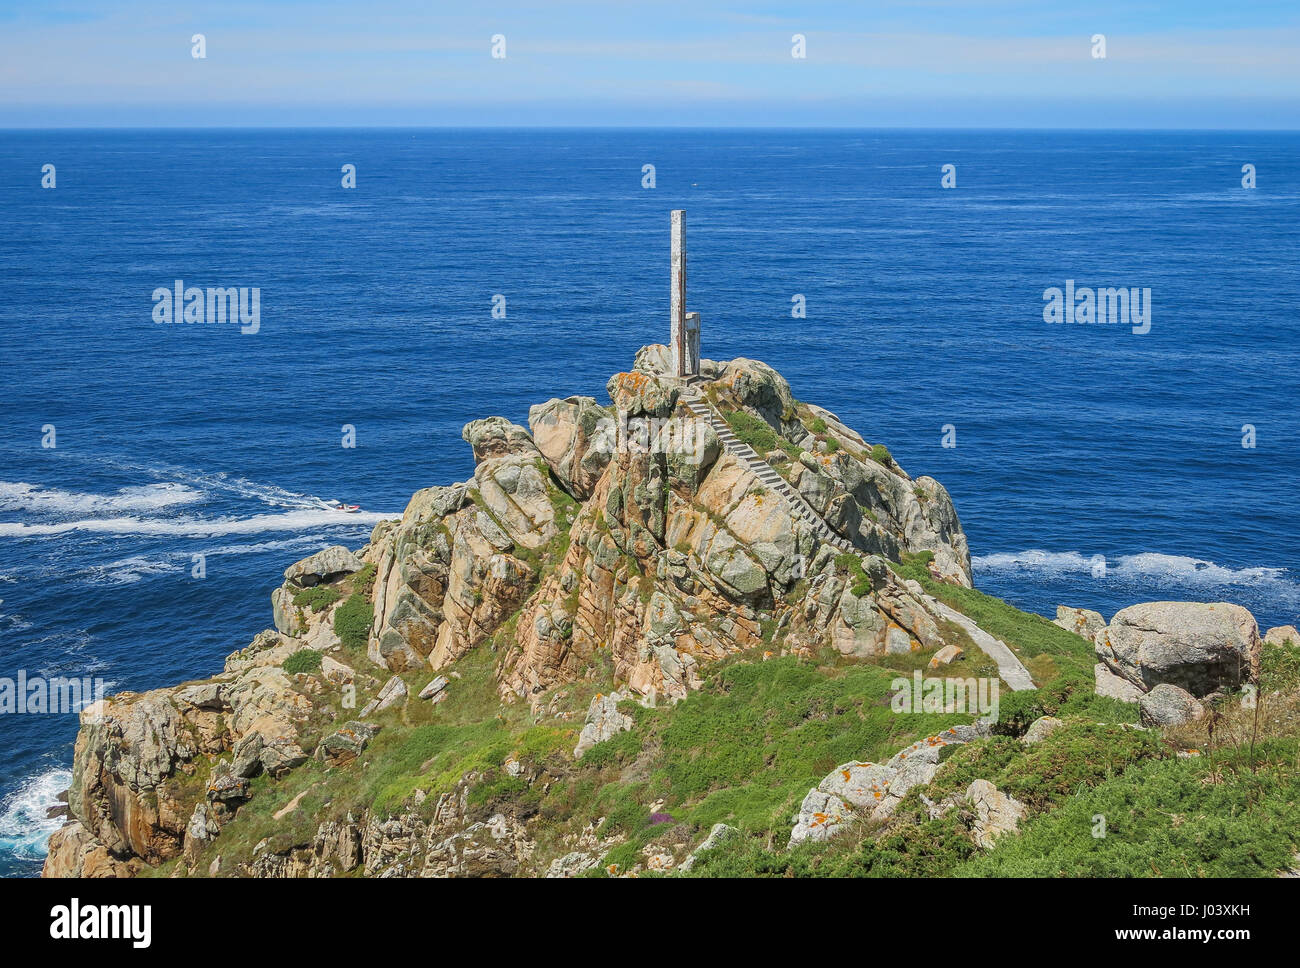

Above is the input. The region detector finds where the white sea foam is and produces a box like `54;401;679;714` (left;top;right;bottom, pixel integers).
0;482;204;515
0;508;392;539
0;768;72;862
974;549;1299;609
84;555;186;585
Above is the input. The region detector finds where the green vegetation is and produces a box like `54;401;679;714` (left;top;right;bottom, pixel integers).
333;593;374;651
292;585;341;612
351;562;378;594
563;657;968;869
809;417;828;434
834;552;876;598
869;444;892;467
283;649;323;676
959;737;1300;877
725;410;779;453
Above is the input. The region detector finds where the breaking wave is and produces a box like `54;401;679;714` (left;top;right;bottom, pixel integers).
0;768;72;864
973;549;1299;610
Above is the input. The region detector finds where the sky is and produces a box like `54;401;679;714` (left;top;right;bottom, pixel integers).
1;1;1298;127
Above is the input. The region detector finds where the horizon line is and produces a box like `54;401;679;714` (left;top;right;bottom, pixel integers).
5;123;1300;132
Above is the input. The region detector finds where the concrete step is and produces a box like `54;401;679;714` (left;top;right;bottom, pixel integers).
684;392;854;554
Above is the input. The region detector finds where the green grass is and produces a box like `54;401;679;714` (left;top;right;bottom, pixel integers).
890;552;1099;682
573;656;970;843
834;552;876;598
683;718;1168;878
724;410;780;453
869;444;892;467
292;585;342;612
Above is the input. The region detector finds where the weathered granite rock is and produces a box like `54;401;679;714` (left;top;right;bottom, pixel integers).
1094;662;1145;702
284;545;362;587
1264;625;1299;648
259;737;309;777
790;723;990;845
1096;602;1261;696
1139;683;1205;728
419;676;450;702
231;732;264;778
678;823;739;872
175;683;225;711
606;371;679;418
1022;715;1065;745
529;395;614;500
42;821;138;878
574;691;634;759
967;779;1026;849
207;772;251;805
545;851;599;878
360;676;408;718
928;644;963;668
318;721;382;765
462;416;537;462
1054;605;1106;640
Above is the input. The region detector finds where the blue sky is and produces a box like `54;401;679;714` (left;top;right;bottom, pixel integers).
2;1;1298;127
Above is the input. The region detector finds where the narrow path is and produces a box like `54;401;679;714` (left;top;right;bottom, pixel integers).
680;386;854;553
924;598;1037;691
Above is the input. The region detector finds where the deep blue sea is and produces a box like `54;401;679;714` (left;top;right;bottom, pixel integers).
0;129;1296;875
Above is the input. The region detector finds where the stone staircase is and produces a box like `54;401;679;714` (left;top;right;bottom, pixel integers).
680;386;855;553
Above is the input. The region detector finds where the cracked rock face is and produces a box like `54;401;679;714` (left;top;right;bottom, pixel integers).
967;779;1026;849
573;691;635;759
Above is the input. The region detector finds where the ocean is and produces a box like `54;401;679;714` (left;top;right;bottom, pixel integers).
1;128;1296;876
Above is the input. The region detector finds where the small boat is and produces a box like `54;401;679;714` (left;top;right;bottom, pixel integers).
332;502;361;513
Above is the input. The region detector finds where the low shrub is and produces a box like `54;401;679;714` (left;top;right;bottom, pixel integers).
283;649;322;675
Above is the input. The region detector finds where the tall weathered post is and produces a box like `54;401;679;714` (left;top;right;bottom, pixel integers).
670;210;687;377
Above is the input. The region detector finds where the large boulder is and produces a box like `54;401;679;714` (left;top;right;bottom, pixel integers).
606;371;679;418
283;545;362;588
1022;716;1065;745
1094;662;1144;703
1095;602;1261;697
967;780;1026;849
716;358;796;431
1264;626;1298;648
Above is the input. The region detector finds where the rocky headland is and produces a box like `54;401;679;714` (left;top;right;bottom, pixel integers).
42;348;1300;878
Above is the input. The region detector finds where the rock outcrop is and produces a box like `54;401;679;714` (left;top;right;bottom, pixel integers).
1054;605;1106;640
1264;625;1298;648
44;348;988;880
1094;601;1261;697
790;723;991;845
573;691;634;758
